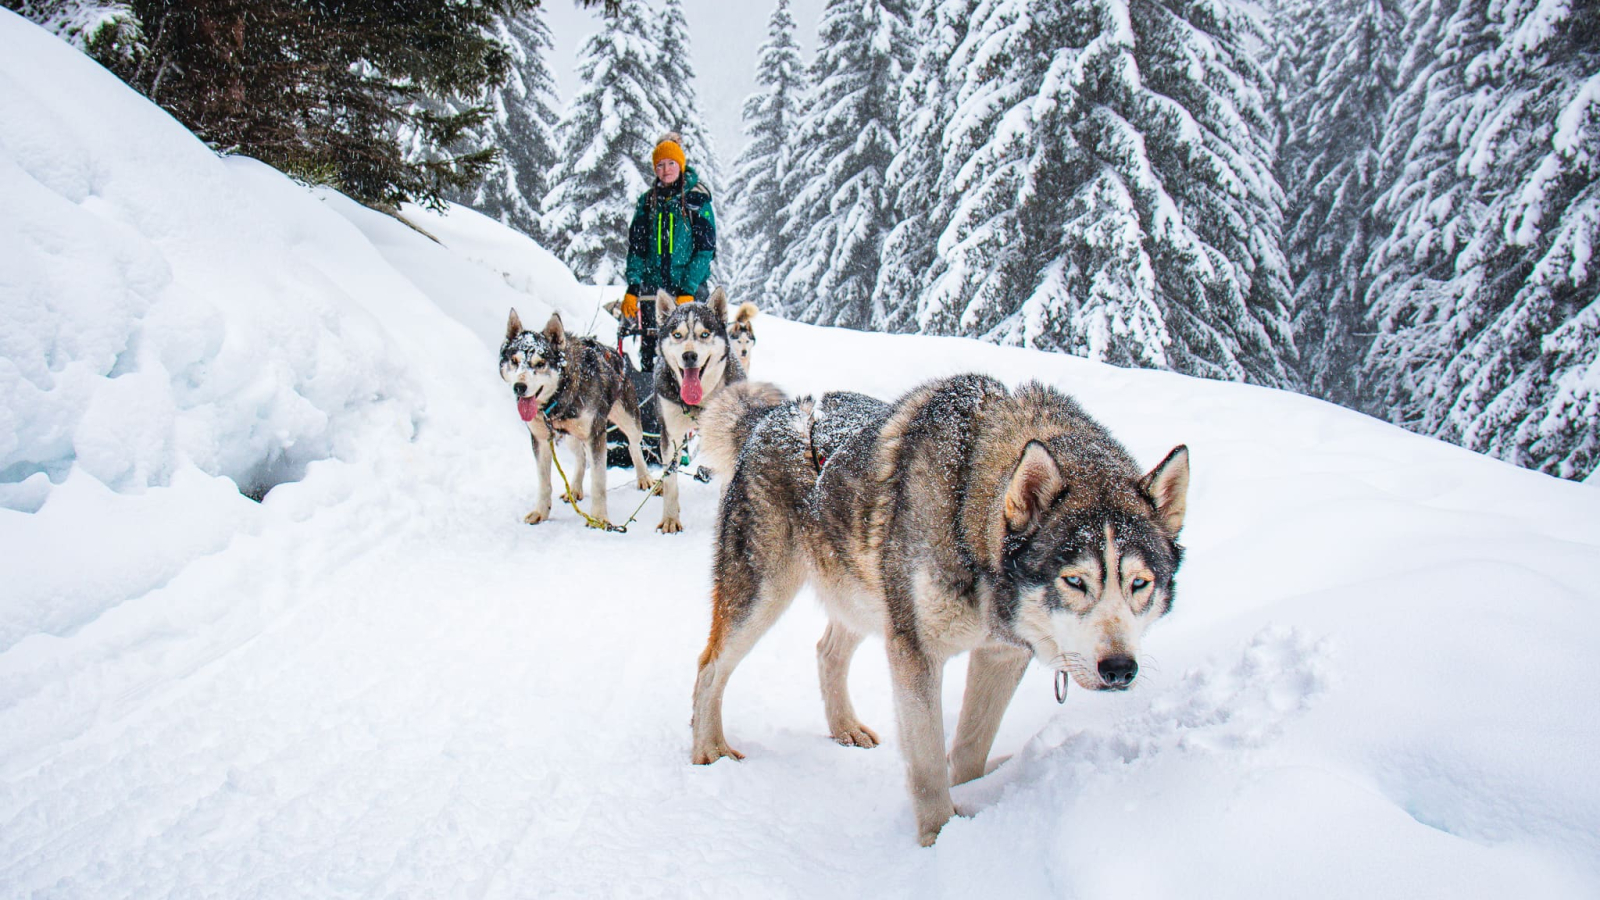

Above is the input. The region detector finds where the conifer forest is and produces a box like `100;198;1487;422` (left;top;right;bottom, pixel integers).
10;0;1598;481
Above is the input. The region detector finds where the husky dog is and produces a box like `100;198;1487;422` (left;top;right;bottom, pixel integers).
727;302;759;374
690;375;1190;846
653;287;746;533
500;308;652;525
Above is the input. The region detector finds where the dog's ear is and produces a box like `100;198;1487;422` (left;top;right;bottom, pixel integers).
506;308;523;343
543;312;564;347
1005;441;1064;533
656;290;676;321
734;302;758;325
1141;445;1189;535
708;287;728;322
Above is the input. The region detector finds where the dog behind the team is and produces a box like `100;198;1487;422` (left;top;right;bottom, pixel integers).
652;287;746;533
499;309;652;526
727;302;759;373
690;376;1190;846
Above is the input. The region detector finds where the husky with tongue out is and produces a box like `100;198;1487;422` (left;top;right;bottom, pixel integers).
653;287;747;533
500;308;653;526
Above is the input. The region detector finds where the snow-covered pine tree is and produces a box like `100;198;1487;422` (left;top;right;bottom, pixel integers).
448;6;561;242
658;0;723;192
873;0;979;332
5;0;140;62
1365;0;1598;479
541;0;672;285
1360;0;1486;430
1276;0;1404;407
770;0;913;328
726;0;806;303
924;0;1296;386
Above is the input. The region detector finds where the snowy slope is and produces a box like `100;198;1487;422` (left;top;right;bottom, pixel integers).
2;10;1598;898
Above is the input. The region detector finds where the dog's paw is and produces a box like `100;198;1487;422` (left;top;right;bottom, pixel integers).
916;805;956;847
831;723;881;749
562;486;584;503
657;516;684;534
636;474;654;492
523;508;551;525
691;743;745;765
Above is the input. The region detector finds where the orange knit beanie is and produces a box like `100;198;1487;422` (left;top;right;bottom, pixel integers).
652;132;686;170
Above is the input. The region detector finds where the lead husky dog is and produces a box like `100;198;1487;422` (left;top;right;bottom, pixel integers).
501;309;652;525
653;287;746;533
690;375;1190;846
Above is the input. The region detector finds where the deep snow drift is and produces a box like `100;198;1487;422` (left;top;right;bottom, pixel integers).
2;11;1598;898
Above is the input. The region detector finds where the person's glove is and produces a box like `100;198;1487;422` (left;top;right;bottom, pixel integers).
676;294;693;306
621;293;639;319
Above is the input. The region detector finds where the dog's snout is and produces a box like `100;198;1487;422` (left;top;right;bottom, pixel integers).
1098;655;1138;689
513;382;527;397
681;350;699;367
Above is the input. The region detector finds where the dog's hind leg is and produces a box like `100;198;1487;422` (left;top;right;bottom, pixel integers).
817;619;879;748
691;547;804;764
948;642;1030;786
563;439;587;505
609;400;652;491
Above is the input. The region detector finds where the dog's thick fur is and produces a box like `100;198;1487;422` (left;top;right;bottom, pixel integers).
500;309;651;525
727;302;759;373
653;287;746;532
690;376;1190;845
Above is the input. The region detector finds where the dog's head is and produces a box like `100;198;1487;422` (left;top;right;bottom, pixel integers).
657;288;737;406
500;308;566;422
727;302;758;373
1004;441;1190;692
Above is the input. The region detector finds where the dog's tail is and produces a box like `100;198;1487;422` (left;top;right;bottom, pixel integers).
700;380;788;477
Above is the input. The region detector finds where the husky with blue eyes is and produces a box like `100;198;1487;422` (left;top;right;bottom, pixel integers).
689;375;1190;846
500;308;652;526
651;287;746;533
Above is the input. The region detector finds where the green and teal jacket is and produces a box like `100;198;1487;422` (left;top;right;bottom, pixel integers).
624;165;716;298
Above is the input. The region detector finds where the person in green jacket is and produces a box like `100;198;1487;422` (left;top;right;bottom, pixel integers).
621;131;716;371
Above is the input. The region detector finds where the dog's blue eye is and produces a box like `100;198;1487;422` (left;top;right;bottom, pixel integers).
1063;575;1085;590
1132;578;1150;591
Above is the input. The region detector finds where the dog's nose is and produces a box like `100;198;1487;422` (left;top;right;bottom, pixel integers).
1098;655;1138;689
682;350;699;367
513;382;527;397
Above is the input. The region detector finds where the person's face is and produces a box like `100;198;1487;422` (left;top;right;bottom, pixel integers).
655;158;681;185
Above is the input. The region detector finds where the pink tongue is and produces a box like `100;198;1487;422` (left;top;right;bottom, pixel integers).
517;396;540;422
680;367;704;406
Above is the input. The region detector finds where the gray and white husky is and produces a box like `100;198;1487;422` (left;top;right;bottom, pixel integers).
690;375;1190;845
500;308;652;526
652;288;746;533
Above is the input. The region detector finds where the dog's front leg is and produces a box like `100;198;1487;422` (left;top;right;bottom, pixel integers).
524;428;554;524
948;642;1029;786
888;637;952;846
658;428;683;533
586;426;609;523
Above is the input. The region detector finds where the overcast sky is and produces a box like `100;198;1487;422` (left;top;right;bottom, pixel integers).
540;0;827;167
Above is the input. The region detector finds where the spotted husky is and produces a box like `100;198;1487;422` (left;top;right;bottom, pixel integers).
500;309;652;526
689;375;1190;845
652;287;746;533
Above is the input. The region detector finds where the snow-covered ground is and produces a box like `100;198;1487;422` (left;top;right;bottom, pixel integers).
3;10;1599;898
